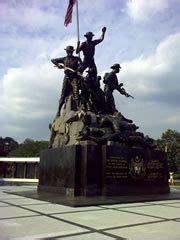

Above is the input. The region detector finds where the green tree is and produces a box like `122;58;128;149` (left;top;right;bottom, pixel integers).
8;138;48;157
156;129;180;172
0;137;19;156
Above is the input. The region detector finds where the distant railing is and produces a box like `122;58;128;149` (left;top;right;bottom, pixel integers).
0;157;40;183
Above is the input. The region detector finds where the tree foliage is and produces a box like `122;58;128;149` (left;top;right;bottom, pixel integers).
156;129;180;172
8;138;48;157
0;137;19;156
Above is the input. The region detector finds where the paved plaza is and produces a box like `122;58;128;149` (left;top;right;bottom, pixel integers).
0;185;180;239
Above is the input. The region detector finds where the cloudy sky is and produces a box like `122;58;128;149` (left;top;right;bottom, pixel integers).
0;0;180;143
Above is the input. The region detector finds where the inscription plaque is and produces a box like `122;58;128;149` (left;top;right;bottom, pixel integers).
103;145;130;185
145;150;168;183
106;157;128;182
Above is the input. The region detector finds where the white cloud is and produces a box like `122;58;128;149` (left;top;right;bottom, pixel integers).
0;62;63;141
110;32;180;138
126;0;170;21
120;32;180;106
0;2;62;32
1;63;61;118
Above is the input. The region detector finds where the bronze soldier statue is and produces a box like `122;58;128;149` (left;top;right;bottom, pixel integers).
76;27;106;75
80;68;106;113
103;63;133;114
51;46;82;116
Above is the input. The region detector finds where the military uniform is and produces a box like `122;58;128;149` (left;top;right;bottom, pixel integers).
77;39;102;74
103;71;119;113
76;29;106;75
103;64;122;114
51;46;81;115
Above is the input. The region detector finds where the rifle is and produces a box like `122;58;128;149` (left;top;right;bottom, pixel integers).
53;63;83;77
117;83;134;99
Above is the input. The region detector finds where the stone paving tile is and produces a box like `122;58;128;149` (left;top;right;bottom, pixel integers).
119;205;180;219
24;203;102;215
164;202;180;208
54;209;158;230
0;202;10;207
148;200;180;204
0;206;39;219
57;232;116;239
101;202;151;209
0;215;88;239
3;197;48;206
105;220;180;240
0;186;180;239
0;192;25;200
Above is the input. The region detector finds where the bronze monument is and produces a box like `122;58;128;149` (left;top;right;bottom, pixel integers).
38;26;169;204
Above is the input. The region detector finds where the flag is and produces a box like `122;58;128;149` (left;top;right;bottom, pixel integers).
64;0;76;27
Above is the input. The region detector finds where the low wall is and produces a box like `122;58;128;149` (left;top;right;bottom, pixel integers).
0;157;39;184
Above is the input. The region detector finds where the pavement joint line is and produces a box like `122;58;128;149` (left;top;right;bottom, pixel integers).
116;202;180;209
145;201;180;206
159;204;180;209
170;218;180;222
100;218;171;232
116;208;173;221
0;199;125;239
0;205;14;207
42;232;126;240
174;219;180;222
0;197;26;201
0;214;41;221
0;200;50;207
19;202;51;206
38;230;93;240
50;208;108;216
98;203;155;210
99;206;171;221
161;202;180;205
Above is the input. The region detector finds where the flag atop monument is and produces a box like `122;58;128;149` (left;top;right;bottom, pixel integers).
64;0;76;27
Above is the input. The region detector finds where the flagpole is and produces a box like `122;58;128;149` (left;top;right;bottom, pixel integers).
76;0;80;57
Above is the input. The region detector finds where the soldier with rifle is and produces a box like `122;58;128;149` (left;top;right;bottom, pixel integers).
51;46;82;116
103;63;134;114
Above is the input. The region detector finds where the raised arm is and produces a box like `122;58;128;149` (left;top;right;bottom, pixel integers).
101;26;106;41
93;26;107;45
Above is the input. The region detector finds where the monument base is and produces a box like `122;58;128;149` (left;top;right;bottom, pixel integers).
6;189;178;207
38;144;170;199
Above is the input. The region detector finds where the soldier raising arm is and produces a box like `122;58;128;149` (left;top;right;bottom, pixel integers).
76;27;106;75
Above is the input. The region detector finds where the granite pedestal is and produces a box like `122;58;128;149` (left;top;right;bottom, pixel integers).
38;144;169;199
